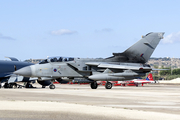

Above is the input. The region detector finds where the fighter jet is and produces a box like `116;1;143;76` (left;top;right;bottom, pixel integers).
14;32;164;89
0;57;52;88
0;57;33;88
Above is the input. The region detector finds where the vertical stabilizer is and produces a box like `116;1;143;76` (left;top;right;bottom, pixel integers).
146;73;153;81
123;32;164;63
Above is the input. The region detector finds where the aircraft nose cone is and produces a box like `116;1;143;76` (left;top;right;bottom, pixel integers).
14;66;32;77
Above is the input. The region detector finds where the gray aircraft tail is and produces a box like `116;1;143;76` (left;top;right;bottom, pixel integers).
123;32;164;63
112;32;164;63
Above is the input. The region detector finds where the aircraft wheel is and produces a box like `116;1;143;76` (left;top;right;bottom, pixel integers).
25;83;33;88
4;83;10;88
13;84;17;89
0;84;1;89
42;86;46;88
136;84;138;87
49;84;55;89
90;82;98;89
18;85;23;88
9;84;13;88
105;82;112;89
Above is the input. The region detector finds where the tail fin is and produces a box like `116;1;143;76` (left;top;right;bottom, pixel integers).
146;73;153;81
123;32;164;63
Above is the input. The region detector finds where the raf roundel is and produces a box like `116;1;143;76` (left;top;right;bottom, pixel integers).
54;69;57;72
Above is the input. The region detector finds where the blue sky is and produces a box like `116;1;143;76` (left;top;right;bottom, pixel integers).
0;0;180;61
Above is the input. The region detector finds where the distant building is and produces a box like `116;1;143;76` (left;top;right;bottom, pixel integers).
147;57;180;69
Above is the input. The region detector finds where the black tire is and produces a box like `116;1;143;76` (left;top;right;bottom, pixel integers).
136;84;138;87
90;82;98;89
42;86;46;88
25;84;32;88
49;84;55;89
18;85;22;89
4;83;10;88
9;84;13;88
26;83;35;88
13;84;17;89
105;82;112;89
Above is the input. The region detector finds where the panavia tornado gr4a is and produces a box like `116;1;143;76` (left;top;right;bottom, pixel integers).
14;32;164;89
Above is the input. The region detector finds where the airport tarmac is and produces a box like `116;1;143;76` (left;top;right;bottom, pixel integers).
0;84;180;120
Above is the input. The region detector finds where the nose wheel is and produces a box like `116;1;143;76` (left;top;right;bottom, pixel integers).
49;84;55;89
105;82;112;89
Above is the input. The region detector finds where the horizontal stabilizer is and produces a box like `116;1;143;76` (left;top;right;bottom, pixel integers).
5;57;19;61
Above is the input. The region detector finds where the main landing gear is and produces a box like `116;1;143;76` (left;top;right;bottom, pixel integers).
90;82;98;89
3;83;22;89
25;83;34;88
90;81;113;89
105;82;112;89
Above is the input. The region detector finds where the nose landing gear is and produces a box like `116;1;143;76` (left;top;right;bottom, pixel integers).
49;84;55;89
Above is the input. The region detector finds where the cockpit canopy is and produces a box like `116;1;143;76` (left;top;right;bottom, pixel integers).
39;56;74;64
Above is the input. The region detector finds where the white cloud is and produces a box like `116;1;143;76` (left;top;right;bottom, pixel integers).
162;31;180;44
95;28;113;33
51;29;77;35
